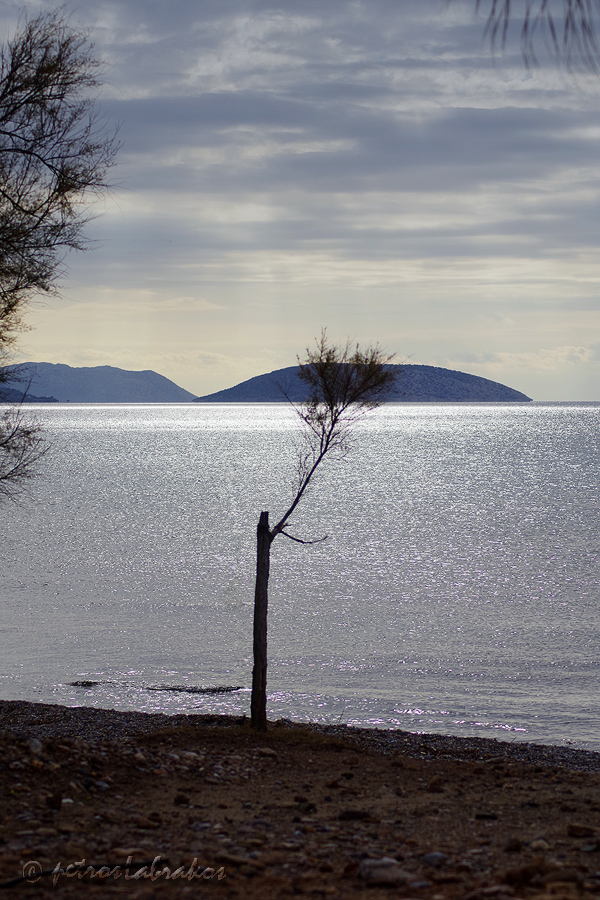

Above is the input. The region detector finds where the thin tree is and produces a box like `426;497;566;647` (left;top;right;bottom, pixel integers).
250;333;398;731
0;9;118;495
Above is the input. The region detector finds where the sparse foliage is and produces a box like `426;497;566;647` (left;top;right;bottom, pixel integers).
475;0;600;70
0;9;119;345
0;9;118;497
271;335;397;546
0;406;46;500
250;333;398;731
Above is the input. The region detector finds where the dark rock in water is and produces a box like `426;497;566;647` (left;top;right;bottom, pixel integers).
194;363;532;403
69;680;243;694
145;684;243;694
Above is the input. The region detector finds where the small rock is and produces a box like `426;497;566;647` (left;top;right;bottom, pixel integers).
358;857;411;886
503;838;523;853
503;859;551;887
422;852;448;868
544;868;582;885
257;747;278;758
427;775;444;793
44;793;61;811
135;817;160;829
297;801;317;814
339;809;372;821
530;839;551;851
95;780;110;791
568;823;595;838
28;738;43;755
456;861;475;873
463;886;515;900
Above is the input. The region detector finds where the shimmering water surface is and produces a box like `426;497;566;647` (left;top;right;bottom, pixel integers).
1;403;599;749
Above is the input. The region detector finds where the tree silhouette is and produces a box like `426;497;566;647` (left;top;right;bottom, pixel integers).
0;9;118;496
0;406;45;501
250;333;398;731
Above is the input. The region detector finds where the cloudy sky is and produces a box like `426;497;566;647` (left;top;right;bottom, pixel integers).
3;0;600;399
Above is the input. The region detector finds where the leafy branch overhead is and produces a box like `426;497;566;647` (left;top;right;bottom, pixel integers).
476;0;600;70
0;9;118;498
0;408;46;501
0;9;119;351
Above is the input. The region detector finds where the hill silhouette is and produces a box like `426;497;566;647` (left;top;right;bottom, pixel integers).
2;363;196;403
1;362;532;403
194;364;532;403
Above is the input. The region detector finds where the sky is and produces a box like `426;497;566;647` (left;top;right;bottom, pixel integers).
2;0;600;400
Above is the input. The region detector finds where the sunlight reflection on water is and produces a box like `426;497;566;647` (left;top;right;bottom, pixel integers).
0;402;599;748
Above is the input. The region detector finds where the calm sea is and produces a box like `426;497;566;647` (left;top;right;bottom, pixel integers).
1;403;599;750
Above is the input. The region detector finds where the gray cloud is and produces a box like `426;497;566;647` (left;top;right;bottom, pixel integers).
4;0;600;399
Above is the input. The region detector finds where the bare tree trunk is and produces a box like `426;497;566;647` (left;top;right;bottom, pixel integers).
251;510;271;731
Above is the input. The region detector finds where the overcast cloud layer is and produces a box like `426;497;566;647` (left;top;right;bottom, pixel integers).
3;0;600;399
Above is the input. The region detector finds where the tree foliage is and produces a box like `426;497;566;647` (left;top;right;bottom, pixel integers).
476;0;600;70
250;333;398;730
271;334;397;545
0;9;118;497
0;9;118;350
0;406;45;501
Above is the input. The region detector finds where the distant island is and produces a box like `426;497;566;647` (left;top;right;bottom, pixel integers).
195;364;532;403
1;363;196;403
0;361;532;403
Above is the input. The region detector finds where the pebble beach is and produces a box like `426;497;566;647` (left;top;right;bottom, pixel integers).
2;700;600;898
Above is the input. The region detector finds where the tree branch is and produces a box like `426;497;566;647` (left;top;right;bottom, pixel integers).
475;0;600;70
279;527;328;545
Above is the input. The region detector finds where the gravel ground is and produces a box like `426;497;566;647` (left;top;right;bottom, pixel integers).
3;700;600;899
1;699;599;772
